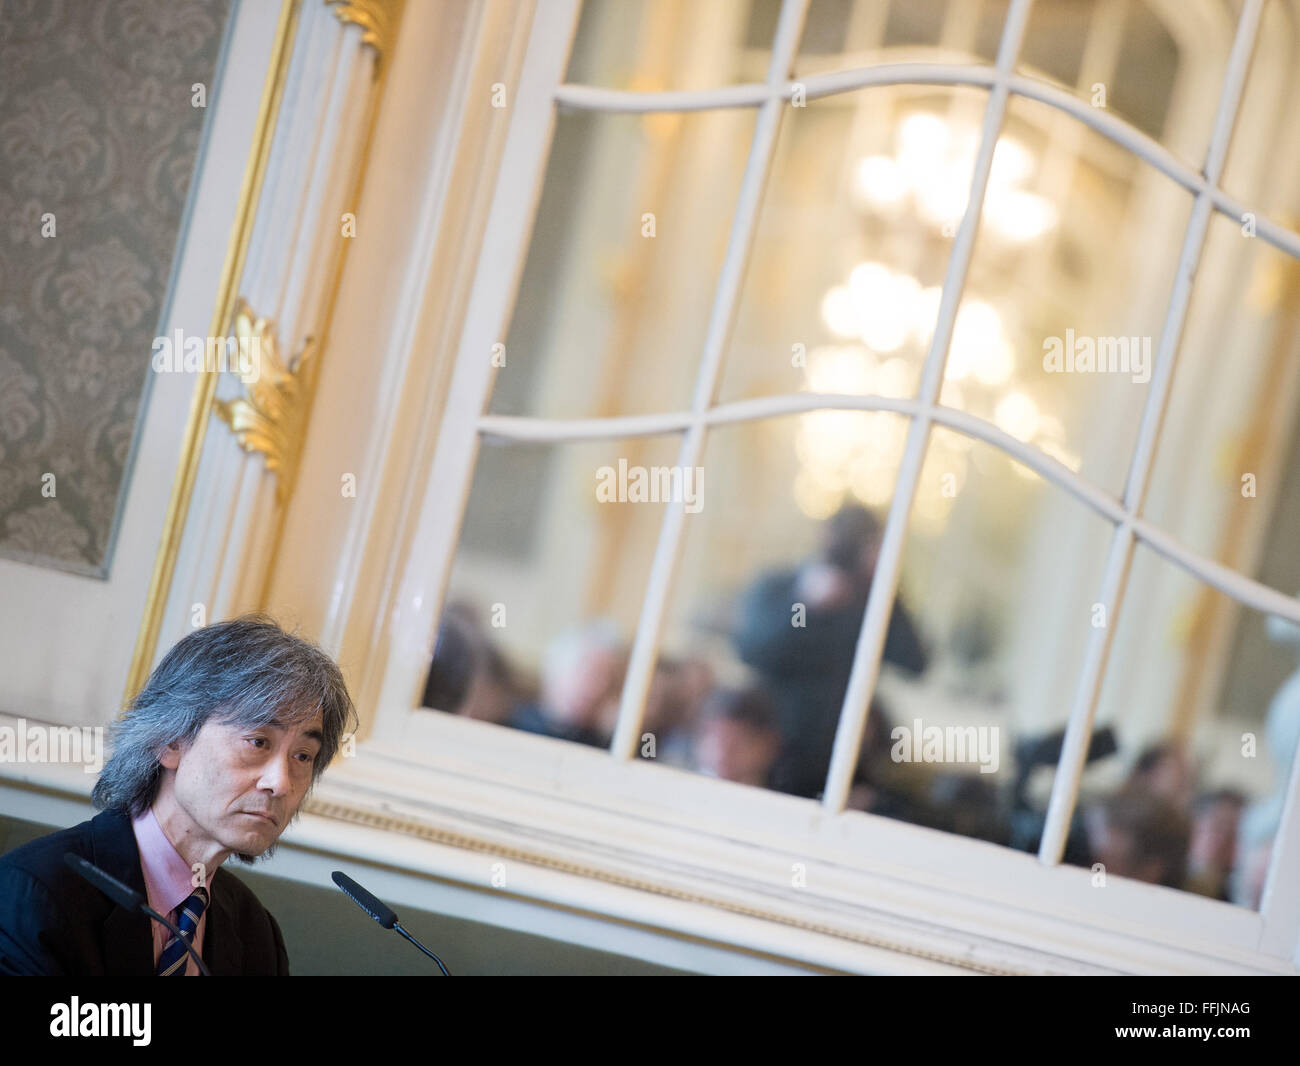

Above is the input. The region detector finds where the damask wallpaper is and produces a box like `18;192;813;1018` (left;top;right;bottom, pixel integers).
0;0;232;577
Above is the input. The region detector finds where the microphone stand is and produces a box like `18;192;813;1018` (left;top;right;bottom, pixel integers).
64;853;211;977
394;922;451;976
333;870;451;975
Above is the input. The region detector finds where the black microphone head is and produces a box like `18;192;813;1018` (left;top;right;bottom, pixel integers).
332;870;398;929
64;853;144;911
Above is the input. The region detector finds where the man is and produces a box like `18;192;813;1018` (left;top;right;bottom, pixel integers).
1083;786;1191;889
733;504;928;799
0;616;355;975
1186;789;1246;902
508;620;626;748
693;687;781;788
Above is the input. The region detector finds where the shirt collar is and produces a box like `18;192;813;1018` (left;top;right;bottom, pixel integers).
131;806;202;917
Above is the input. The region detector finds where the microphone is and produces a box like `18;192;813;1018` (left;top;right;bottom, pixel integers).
64;853;212;977
331;870;450;975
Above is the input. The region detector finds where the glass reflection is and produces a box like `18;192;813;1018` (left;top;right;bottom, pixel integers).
422;434;681;750
491;104;756;420
567;0;775;93
1067;545;1300;909
419;0;1300;917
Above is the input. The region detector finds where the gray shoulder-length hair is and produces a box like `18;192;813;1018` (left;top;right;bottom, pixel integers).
93;615;356;857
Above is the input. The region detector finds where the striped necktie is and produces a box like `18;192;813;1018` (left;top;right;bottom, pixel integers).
156;886;209;976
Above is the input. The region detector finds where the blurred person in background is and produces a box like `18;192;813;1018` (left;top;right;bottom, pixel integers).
1083;786;1190;889
846;698;927;821
423;601;521;725
1230;609;1300;907
509;620;625;748
926;773;1009;845
1186;788;1246;902
692;687;781;788
639;656;714;768
1235;800;1279;910
1126;741;1196;813
733;503;928;799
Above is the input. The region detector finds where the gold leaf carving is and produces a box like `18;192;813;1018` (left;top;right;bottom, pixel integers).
214;300;316;508
325;0;403;60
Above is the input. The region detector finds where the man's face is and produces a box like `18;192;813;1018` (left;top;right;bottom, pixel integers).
550;647;623;729
1191;801;1241;870
696;719;777;787
1089;818;1168;885
160;709;324;860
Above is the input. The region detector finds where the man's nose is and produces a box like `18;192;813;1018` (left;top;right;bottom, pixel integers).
258;752;294;795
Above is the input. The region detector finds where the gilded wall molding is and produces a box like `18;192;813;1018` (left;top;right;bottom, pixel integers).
123;0;303;705
214;301;317;508
254;0;408;608
127;0;408;702
326;0;404;64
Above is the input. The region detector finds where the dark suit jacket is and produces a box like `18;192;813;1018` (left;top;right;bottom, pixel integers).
0;808;290;976
733;567;928;797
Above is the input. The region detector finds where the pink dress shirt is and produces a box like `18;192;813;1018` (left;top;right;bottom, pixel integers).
131;808;208;976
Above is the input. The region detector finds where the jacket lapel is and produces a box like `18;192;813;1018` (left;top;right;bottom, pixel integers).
203;869;243;976
89;809;154;977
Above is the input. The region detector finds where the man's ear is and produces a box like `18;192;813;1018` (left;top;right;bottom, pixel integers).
158;741;184;771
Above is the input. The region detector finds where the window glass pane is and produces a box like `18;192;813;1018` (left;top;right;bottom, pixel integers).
795;0;1004;77
936;95;1194;497
717;84;987;407
1017;0;1232;166
488;107;756;420
648;413;912;799
1220;0;1300;216
567;0;775;91
1145;210;1300;586
1074;544;1300;910
885;427;1112;849
422;434;681;748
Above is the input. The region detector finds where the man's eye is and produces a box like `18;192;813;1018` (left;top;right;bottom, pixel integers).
295;751;314;763
246;737;266;749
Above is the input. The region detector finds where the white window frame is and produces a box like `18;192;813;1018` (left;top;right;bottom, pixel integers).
319;0;1300;973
